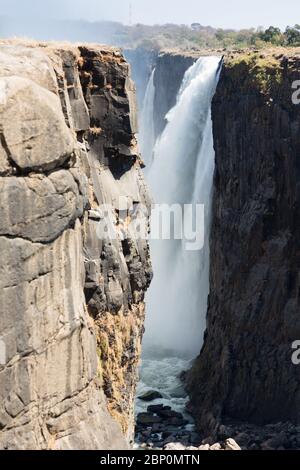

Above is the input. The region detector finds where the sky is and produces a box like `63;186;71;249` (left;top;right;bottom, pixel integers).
0;0;299;30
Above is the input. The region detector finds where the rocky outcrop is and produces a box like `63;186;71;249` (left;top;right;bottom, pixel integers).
0;41;151;449
187;49;300;438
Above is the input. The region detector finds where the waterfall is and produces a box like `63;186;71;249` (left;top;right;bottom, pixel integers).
138;69;156;171
143;56;221;358
136;56;221;424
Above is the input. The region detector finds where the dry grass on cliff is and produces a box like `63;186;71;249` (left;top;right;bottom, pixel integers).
0;37;122;55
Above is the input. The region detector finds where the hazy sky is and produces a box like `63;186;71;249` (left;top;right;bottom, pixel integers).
0;0;299;29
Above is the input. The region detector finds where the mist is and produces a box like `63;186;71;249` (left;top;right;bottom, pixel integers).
0;0;299;39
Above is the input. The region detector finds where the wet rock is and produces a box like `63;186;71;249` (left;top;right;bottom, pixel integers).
156;409;183;419
201;436;215;446
260;439;279;450
167;417;188;427
161;426;182;440
138;391;163;402
179;434;191;445
147;404;166;413
190;432;201;445
151;423;163;433
249;443;259;450
162;435;176;446
234;432;251;447
137;413;162;426
262;433;287;449
218;424;233;440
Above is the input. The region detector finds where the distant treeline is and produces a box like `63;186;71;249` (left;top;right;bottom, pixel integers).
1;17;299;50
122;23;300;50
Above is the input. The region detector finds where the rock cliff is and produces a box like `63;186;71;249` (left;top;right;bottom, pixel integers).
187;49;300;437
0;41;151;449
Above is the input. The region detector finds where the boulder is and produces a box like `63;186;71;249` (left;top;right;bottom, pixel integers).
147;404;165;413
225;438;241;451
137;413;162;426
138;390;163;402
0;76;75;171
156;409;183;419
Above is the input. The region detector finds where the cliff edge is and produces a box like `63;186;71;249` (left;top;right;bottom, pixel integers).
187;49;300;439
0;40;152;449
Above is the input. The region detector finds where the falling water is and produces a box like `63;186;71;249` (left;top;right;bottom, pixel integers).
138;69;156;171
144;56;221;357
136;56;221;429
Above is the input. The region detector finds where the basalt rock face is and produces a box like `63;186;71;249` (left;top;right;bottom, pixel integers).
187;50;300;437
0;41;151;449
152;51;197;137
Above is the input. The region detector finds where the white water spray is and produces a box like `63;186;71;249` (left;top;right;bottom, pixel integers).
139;69;156;171
144;56;221;358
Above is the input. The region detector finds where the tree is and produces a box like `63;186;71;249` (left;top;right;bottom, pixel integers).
285;25;300;45
259;26;285;45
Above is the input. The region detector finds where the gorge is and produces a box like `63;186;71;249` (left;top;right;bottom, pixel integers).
0;39;300;451
134;56;222;448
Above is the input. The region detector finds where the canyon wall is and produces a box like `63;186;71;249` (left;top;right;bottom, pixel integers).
0;41;151;449
152;51;198;138
187;49;300;436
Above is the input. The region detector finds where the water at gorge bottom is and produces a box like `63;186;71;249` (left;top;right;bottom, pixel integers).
134;353;197;449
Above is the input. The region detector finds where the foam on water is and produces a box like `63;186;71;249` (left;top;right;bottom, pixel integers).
136;356;193;419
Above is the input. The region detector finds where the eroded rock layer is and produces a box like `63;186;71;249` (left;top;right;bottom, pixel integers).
0;41;151;449
187;49;300;437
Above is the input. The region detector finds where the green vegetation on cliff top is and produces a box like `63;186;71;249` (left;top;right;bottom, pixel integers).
225;51;289;95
